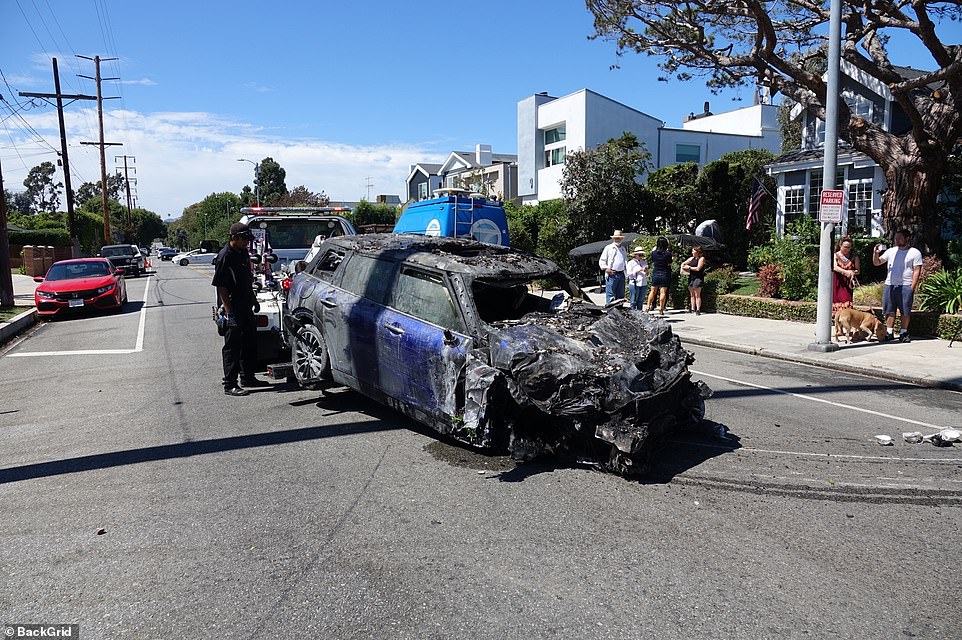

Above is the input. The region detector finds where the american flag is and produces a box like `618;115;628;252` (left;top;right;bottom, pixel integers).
746;177;765;230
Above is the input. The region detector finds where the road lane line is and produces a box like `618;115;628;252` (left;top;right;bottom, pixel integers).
691;369;943;430
668;439;961;462
8;276;151;358
134;274;150;352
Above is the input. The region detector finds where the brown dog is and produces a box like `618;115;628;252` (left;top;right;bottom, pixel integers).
834;308;885;344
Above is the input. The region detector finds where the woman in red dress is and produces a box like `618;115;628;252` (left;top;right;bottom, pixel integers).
832;236;860;312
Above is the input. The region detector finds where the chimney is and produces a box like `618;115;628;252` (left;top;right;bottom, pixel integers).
703;101;711;115
476;144;492;166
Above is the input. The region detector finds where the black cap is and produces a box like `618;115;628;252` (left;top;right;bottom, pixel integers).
229;222;251;238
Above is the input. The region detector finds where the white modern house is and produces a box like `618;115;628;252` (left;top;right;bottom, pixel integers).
517;89;782;204
406;145;519;203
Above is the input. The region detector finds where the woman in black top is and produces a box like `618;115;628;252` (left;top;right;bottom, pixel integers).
681;246;706;314
645;237;672;315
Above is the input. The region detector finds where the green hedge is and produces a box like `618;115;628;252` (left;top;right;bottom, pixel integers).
717;294;961;338
9;229;71;247
717;294;817;322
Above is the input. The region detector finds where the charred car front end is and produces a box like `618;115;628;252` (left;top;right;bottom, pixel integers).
285;234;709;476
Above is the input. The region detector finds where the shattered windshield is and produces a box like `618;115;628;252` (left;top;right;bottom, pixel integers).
471;272;585;324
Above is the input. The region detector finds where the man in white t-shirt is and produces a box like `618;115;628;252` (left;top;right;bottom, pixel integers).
872;228;923;343
598;230;629;304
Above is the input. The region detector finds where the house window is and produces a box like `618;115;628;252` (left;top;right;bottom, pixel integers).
784;187;805;225
843;91;873;120
675;144;701;164
417;182;428;200
808;169;845;218
848;178;873;232
544;147;566;167
544;125;566;145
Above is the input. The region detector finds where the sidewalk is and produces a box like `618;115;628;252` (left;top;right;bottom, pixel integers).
586;290;962;392
0;273;39;345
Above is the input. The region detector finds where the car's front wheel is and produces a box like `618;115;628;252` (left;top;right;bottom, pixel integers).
179;258;189;266
291;322;331;389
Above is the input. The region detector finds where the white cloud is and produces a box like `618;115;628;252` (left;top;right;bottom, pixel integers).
120;78;156;86
242;82;273;93
2;107;441;216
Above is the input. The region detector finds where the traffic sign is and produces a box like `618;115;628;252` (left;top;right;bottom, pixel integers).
819;189;846;224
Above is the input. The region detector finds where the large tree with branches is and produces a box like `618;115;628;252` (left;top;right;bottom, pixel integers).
587;0;961;252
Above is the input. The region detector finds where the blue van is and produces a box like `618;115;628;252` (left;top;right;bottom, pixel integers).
393;189;510;246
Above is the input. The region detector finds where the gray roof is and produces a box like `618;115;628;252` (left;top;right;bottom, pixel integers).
326;233;558;278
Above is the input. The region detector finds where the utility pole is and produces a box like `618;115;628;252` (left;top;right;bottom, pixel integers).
78;55;120;245
364;176;374;201
18;58;97;257
115;155;136;225
808;0;842;353
0;154;14;307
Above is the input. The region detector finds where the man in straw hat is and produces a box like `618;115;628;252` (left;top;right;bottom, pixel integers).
598;229;629;304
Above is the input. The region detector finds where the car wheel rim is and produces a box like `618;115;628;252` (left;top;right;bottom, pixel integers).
294;330;324;380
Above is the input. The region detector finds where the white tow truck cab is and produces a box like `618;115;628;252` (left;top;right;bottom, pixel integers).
236;207;356;364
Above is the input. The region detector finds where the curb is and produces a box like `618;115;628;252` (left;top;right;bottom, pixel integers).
678;334;962;393
0;307;38;345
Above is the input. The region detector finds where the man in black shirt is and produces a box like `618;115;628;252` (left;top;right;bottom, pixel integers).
212;222;268;396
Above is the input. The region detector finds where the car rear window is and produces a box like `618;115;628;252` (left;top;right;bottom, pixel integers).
101;246;133;257
339;255;396;305
390;267;463;331
261;219;347;250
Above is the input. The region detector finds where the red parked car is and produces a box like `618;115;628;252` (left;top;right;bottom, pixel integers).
34;258;129;318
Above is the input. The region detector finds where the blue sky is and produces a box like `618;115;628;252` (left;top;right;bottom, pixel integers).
2;1;956;216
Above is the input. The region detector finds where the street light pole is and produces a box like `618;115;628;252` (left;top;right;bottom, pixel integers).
237;158;260;206
808;0;843;353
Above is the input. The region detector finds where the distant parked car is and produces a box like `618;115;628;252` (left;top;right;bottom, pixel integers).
34;258;128;318
158;248;178;261
100;244;145;277
173;249;217;266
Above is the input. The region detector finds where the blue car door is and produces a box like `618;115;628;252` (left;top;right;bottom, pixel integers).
334;255;398;389
378;266;471;419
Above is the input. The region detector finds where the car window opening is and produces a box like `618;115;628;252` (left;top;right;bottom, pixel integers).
393;268;464;331
472;275;572;323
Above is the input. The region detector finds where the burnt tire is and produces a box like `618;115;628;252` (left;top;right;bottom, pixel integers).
292;322;331;389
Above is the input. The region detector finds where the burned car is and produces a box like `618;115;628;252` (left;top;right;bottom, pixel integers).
284;234;710;476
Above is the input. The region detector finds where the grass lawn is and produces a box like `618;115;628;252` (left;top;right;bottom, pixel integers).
0;306;32;322
730;276;759;296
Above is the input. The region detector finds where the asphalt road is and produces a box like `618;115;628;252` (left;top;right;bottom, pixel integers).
1;260;960;639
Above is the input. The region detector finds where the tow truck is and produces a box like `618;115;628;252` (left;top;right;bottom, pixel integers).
231;207;356;376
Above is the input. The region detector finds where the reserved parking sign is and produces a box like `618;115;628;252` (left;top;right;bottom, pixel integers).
819;189;846;223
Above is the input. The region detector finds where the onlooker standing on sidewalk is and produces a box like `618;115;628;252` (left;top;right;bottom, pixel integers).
832;236;860;312
681;246;706;315
873;228;922;343
646;237;673;315
626;247;648;310
599;230;628;304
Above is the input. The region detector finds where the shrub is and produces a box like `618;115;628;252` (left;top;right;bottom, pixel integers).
746;219;819;300
9;228;70;247
705;266;739;294
918;268;962;314
853;283;883;307
757;264;783;298
920;255;943;285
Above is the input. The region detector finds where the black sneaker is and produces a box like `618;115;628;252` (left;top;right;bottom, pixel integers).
882;333;894;342
899;333;911;343
241;378;271;388
224;386;250;396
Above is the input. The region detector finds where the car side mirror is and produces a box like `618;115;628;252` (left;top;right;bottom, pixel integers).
33;276;44;283
115;268;125;276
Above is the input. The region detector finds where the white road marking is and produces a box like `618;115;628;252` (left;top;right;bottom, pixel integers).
8;276;151;358
691;369;944;430
669;439;961;463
